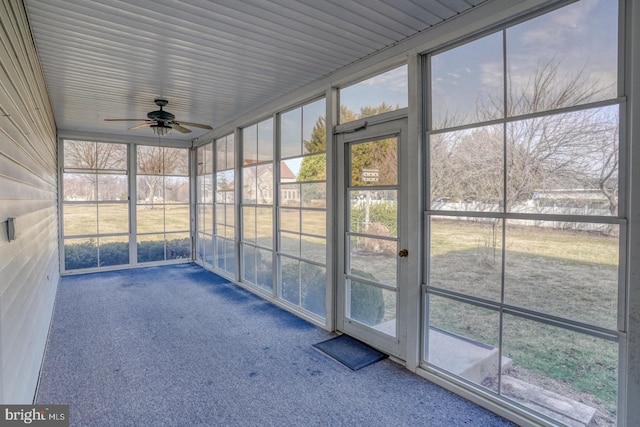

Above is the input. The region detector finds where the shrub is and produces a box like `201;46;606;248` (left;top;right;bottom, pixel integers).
350;268;386;325
280;262;327;317
64;241;98;270
138;240;166;263
280;262;301;302
280;262;384;323
350;203;397;235
99;242;129;266
300;263;326;317
64;238;192;270
281;262;326;316
360;222;396;255
138;238;191;263
166;238;192;260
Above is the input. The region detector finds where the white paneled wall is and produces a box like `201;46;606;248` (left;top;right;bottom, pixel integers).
0;1;58;403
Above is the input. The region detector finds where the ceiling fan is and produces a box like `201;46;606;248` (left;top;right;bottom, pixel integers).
105;98;212;136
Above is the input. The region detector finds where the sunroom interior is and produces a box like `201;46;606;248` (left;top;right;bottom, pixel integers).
1;0;639;426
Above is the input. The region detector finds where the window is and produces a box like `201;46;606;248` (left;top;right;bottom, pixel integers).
62;140;129;270
340;65;408;123
215;134;237;276
278;98;327;318
196;143;214;266
241;119;274;291
136;146;190;263
425;1;621;424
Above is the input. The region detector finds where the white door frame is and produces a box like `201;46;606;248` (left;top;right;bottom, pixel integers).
335;110;409;359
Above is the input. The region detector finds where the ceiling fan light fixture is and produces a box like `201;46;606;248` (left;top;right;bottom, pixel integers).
151;123;171;137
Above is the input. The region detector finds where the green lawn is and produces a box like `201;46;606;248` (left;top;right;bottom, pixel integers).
429;218;619;422
63;203;190;236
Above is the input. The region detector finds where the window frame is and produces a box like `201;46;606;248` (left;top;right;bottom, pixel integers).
421;1;627;424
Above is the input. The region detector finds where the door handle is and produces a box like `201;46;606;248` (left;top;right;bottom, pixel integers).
398;249;408;257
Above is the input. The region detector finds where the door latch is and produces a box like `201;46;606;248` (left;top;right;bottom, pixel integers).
398;248;408;257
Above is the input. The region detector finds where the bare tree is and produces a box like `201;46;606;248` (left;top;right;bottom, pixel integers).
64;141;127;200
431;59;618;215
503;61;617;213
64;141;190;207
504;61;609;117
596;122;619;215
64;140;127;170
255;165;274;204
137;146;187;208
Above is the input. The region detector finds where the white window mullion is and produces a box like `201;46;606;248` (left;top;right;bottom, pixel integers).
129;142;137;265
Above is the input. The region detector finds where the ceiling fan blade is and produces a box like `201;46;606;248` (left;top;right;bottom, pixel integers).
104;118;148;122
170;124;192;134
177;121;212;130
129;123;153;131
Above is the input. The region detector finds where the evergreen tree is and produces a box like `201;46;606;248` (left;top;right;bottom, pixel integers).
297;103;399;184
303;116;326;154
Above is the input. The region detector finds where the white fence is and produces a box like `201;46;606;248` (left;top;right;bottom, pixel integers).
431;201;616;234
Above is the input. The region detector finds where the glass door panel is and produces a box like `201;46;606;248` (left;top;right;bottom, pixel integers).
337;118;407;358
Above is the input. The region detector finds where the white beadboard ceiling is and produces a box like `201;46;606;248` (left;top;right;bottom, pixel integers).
23;0;486;141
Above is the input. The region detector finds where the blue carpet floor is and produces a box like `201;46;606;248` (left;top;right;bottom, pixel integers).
36;264;515;426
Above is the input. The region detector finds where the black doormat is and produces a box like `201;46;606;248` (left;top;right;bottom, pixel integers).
313;334;388;371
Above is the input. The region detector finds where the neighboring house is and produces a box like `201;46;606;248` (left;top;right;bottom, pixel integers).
280;162;300;206
242;160;298;204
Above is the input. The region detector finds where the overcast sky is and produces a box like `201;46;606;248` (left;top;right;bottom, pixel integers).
431;0;618;127
340;65;408;114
